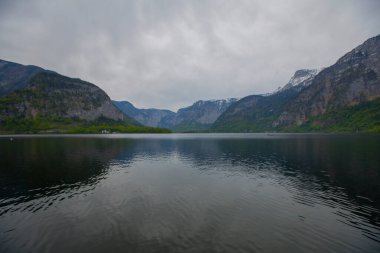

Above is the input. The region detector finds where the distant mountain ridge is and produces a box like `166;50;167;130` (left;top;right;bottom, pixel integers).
164;98;239;131
113;100;175;128
113;98;238;131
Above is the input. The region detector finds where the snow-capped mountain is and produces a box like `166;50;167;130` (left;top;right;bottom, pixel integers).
280;68;323;92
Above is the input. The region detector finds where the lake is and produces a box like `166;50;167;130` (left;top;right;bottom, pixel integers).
0;133;380;252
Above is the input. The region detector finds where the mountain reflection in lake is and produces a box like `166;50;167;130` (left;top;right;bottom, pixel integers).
0;134;380;253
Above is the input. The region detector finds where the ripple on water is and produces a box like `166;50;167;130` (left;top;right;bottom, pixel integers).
1;135;380;253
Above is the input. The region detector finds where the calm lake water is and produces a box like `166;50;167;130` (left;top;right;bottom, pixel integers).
0;133;380;253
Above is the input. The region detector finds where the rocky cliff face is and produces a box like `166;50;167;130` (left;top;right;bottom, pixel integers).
275;35;380;127
212;35;380;132
0;71;134;123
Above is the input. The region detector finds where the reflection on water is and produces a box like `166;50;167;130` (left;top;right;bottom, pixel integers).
0;134;379;252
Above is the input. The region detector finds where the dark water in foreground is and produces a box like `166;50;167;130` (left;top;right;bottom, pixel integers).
0;134;380;253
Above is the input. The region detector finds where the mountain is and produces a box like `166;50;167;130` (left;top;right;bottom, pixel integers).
164;98;238;131
0;71;129;121
113;98;238;132
274;35;380;129
213;35;380;132
0;59;169;133
113;100;175;127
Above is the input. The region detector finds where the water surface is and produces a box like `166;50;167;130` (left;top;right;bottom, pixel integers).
0;133;380;252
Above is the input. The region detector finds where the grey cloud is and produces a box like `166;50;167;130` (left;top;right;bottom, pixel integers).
0;0;379;110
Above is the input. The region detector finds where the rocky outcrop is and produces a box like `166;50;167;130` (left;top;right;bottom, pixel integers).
0;71;135;123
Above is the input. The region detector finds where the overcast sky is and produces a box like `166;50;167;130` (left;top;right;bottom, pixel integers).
0;0;379;111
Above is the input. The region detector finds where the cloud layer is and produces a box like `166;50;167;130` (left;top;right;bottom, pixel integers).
0;0;379;110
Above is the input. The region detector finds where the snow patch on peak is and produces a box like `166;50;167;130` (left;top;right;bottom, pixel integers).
193;98;239;110
208;98;238;103
280;68;324;92
289;69;321;86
